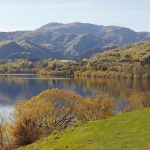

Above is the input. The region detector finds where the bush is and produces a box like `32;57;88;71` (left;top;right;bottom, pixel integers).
10;89;114;148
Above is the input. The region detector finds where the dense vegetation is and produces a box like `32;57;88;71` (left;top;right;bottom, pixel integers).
0;59;80;76
75;41;150;79
17;108;150;150
0;89;114;149
0;40;150;79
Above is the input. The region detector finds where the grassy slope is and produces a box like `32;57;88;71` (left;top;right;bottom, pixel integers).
18;108;150;150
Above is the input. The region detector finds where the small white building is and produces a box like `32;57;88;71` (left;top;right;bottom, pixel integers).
59;60;76;63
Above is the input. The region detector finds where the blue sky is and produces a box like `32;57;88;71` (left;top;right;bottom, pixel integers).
0;0;150;31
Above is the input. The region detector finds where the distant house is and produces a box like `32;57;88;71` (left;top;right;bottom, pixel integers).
59;60;76;63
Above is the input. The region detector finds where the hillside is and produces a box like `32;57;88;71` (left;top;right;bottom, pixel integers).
92;40;150;62
18;108;150;150
0;22;150;60
75;40;150;79
0;40;63;60
0;40;150;77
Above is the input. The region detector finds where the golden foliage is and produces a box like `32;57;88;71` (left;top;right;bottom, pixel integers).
10;89;114;148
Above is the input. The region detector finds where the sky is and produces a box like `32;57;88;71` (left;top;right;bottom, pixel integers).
0;0;150;32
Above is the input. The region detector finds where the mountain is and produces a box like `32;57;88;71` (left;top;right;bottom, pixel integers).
0;22;150;60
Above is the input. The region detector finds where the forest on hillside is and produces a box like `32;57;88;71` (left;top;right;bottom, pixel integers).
0;41;150;79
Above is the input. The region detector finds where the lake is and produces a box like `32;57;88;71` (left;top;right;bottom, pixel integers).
0;74;150;117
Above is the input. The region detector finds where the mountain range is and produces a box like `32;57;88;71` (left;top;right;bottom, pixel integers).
0;22;150;60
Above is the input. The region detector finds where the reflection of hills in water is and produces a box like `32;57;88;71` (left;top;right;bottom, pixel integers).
0;75;149;110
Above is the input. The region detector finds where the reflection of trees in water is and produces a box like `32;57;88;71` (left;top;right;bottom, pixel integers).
74;78;131;100
0;76;149;108
124;91;150;112
0;77;80;105
0;76;29;86
74;78;150;104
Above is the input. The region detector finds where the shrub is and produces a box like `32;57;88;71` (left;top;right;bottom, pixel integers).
11;89;114;148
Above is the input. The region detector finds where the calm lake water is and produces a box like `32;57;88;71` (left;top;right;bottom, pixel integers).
0;74;150;116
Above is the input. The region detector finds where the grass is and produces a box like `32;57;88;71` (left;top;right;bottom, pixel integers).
18;108;150;150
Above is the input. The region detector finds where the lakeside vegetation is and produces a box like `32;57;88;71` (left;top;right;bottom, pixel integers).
18;108;150;150
0;59;80;76
0;88;149;150
0;40;150;79
75;41;150;79
0;89;114;149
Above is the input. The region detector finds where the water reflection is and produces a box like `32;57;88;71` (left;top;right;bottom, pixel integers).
0;75;150;112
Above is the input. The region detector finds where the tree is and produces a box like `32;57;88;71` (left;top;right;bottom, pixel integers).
0;114;11;150
11;89;114;148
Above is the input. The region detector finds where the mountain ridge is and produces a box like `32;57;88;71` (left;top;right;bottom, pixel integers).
0;22;150;60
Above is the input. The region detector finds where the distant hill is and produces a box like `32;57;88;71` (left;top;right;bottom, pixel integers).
0;22;150;60
18;108;150;150
75;40;150;79
92;40;150;61
0;40;62;60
